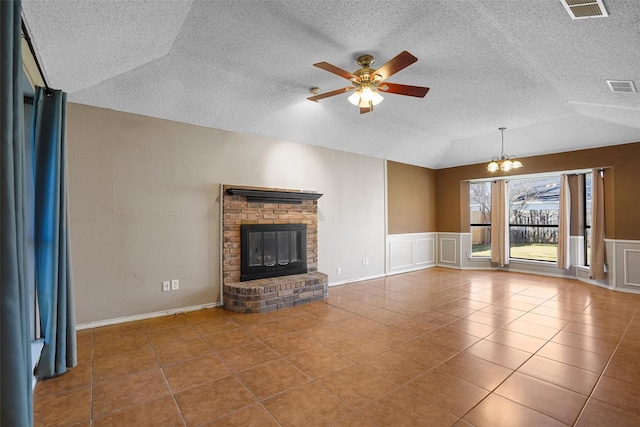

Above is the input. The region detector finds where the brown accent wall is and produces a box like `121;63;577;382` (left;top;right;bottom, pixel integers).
387;161;437;234
436;142;640;240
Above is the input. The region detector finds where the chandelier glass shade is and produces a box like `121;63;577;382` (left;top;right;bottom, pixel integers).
348;85;384;108
487;127;523;172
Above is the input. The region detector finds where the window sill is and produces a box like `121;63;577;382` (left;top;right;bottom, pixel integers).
31;339;44;391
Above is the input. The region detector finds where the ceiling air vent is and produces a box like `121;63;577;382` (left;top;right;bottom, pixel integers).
560;0;608;19
606;80;637;94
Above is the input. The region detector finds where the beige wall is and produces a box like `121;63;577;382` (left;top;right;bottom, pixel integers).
68;103;386;324
436;142;640;240
387;161;437;234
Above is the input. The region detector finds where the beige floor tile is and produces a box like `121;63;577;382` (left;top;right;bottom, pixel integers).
360;349;430;385
537;341;610;373
34;386;91;426
203;404;279;427
464;339;532;369
485;329;547;353
93;333;151;357
592;374;640;416
551;330;618;356
238;359;311;400
163;354;232;393
175;376;256;426
503;319;561;341
323;334;389;361
191;318;240;336
146;324;200;347
201;328;257;351
445;318;499;338
438;351;513;391
317;364;397;408
575;398;640;426
495;371;588;425
30;269;640;426
519;355;599;395
263;383;352;427
93;347;159;383
218;342;281;372
263;331;324;357
286;345;354;379
463;393;568;427
360;385;459;426
407;369;489;417
34;363;92;398
152;336;213;366
92;396;184;427
92;369;171;418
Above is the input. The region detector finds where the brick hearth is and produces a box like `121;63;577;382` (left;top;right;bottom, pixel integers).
223;272;328;313
221;185;326;313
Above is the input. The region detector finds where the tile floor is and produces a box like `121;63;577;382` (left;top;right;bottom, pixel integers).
33;268;640;426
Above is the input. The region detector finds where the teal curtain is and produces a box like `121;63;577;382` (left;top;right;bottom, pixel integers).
1;0;34;425
32;87;77;379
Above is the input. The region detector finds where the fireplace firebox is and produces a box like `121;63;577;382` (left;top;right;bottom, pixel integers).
240;223;307;281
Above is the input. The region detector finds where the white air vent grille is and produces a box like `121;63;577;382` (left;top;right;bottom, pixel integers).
561;0;608;19
607;80;637;94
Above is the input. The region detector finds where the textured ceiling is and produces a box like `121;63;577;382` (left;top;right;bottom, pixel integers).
21;0;640;169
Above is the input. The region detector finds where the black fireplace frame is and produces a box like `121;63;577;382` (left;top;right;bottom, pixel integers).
240;223;307;281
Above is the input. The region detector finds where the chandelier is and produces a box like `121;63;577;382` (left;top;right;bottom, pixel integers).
487;127;523;172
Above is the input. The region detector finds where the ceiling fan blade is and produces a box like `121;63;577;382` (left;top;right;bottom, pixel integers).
307;87;354;102
373;51;418;81
379;82;430;98
313;62;359;81
360;105;372;114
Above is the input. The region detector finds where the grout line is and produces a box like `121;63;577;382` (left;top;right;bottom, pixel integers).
572;305;640;425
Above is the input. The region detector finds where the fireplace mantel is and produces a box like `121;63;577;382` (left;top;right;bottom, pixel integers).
225;188;322;204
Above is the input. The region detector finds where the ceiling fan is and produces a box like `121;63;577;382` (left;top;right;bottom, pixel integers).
307;51;429;114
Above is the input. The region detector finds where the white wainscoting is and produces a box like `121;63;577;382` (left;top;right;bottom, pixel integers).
386;233;436;275
607;239;640;293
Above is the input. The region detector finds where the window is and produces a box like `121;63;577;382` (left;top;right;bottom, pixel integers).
470;182;491;257
509;176;560;262
584;173;592;265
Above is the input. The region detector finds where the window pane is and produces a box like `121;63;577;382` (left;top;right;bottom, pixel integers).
586;227;592;265
470;182;492;224
585;172;592;265
470;182;491;257
510;226;558;261
471;225;491;256
585;173;592;226
509;177;560;262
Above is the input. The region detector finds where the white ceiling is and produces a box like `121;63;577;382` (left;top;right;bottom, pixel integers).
21;0;640;169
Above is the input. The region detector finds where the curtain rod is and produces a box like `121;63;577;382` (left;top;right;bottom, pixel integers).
21;20;50;90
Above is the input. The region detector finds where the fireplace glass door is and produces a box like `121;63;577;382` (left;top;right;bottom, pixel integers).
241;224;307;281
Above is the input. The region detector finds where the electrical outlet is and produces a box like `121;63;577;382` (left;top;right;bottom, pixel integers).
171;279;179;290
365;257;370;265
337;267;341;274
362;258;366;265
162;281;170;292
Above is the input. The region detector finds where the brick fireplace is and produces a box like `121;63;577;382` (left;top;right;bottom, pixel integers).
221;185;328;313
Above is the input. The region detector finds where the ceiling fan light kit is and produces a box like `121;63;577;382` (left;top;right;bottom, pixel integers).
487;127;523;172
307;51;429;114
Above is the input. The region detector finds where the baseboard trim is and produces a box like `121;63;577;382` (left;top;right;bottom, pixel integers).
76;302;221;330
329;273;387;287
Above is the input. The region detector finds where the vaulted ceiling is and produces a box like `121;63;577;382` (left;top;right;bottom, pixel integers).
21;0;640;169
